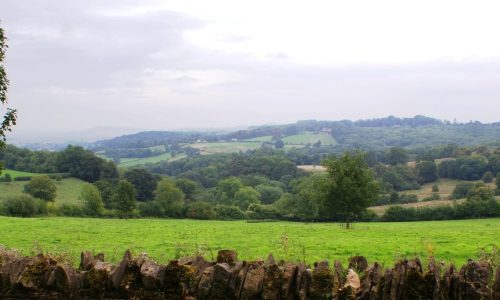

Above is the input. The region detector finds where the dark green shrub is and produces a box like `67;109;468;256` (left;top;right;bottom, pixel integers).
14;176;32;181
138;201;165;217
422;193;440;202
186;201;216;220
214;204;245;220
482;171;494;183
57;204;84;217
450;182;475;199
2;195;37;217
246;203;281;219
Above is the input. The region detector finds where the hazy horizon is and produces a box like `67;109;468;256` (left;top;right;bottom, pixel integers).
1;0;500;138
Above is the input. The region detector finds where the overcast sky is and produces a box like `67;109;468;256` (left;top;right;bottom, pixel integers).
1;0;500;139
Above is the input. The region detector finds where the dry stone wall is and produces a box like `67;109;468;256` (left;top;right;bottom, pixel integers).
0;248;499;299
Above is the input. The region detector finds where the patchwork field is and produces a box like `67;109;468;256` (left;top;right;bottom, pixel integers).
0;178;86;207
0;217;498;267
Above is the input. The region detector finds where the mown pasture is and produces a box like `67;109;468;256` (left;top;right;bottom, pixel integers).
0;217;497;267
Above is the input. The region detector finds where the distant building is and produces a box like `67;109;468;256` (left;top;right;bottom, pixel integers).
320;128;332;133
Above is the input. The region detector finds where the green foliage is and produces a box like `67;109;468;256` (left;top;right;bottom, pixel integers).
112;180;136;217
214;204;245;220
322;152;380;226
174;178;199;201
422;193;440;202
255;184;283;204
466;184;494;202
154;178;184;217
216;177;243;204
23;175;57;201
450;182;475;199
57;204;84;217
1;195;44;217
416;160;438;184
0;24;17;175
432;184;439;192
93;179;115;209
124;168;157;201
56;145;118;182
138;201;165;217
233;186;260;210
386;147;408;165
382;190;500;221
376;164;420;191
482;171;493;183
274;139;284;149
79;183;104;216
439;155;488;181
186;201;216;219
246;203;280;219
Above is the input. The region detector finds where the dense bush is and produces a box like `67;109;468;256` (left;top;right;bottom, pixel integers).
450;182;475;199
214;204;246;220
186;201;216;220
23;175;57;201
1;195;35;217
422;193;440;202
138;201;165;217
381;192;500;222
246;203;281;220
57;204;84;217
14;176;31;181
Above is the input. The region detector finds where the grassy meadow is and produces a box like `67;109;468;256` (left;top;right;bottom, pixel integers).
283;132;337;146
1;169;46;179
0;178;86;207
0;217;498;267
189;142;262;154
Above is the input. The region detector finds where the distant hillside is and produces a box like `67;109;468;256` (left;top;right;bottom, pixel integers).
94;116;500;152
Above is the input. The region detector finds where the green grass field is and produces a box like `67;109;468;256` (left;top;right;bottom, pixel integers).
0;178;87;207
1;169;45;179
243;135;274;142
0;217;497;267
189;142;262;154
283;132;337;146
118;152;173;167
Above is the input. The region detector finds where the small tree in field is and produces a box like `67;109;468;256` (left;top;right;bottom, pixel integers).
80;183;104;216
23;175;57;201
321;152;380;228
112;180;136;217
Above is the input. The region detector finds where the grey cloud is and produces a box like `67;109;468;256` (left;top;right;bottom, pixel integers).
1;0;500;139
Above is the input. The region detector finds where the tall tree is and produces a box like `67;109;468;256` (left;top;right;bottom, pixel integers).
0;22;17;174
124;168;157;201
386;147;408;166
112;180;136;217
322;152;380;228
155;178;185;217
23;175;57;202
80;183;104;216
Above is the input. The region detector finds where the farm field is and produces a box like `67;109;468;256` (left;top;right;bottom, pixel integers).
189;142;262;154
118;152;173;167
0;178;86;207
0;217;498;267
243;135;273;142
1;169;47;179
283;132;337;146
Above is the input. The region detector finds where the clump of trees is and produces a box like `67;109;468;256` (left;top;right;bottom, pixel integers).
23;175;57;201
